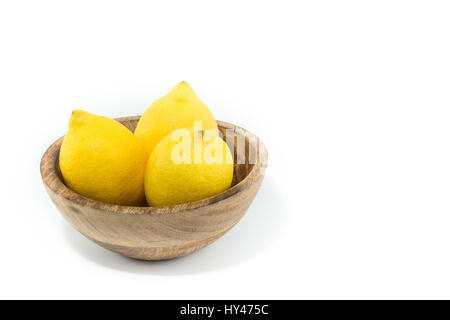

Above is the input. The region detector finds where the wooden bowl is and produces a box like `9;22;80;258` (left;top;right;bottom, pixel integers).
40;116;268;260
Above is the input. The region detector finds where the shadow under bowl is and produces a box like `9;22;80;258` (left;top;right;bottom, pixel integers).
40;116;268;260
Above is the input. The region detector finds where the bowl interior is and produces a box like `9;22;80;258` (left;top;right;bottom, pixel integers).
42;116;267;214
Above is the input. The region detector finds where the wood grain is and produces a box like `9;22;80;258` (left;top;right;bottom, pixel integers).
40;116;268;260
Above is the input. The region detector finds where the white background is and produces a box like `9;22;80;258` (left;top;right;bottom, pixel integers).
1;0;450;299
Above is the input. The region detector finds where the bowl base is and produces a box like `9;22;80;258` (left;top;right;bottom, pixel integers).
86;227;233;261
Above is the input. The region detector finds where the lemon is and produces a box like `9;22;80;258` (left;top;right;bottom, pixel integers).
59;110;148;206
145;127;234;207
134;81;218;155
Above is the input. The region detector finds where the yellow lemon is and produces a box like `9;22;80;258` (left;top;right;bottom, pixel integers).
145;127;234;207
134;81;218;155
59;110;148;206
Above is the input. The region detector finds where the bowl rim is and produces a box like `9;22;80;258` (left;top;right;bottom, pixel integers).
40;117;268;215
